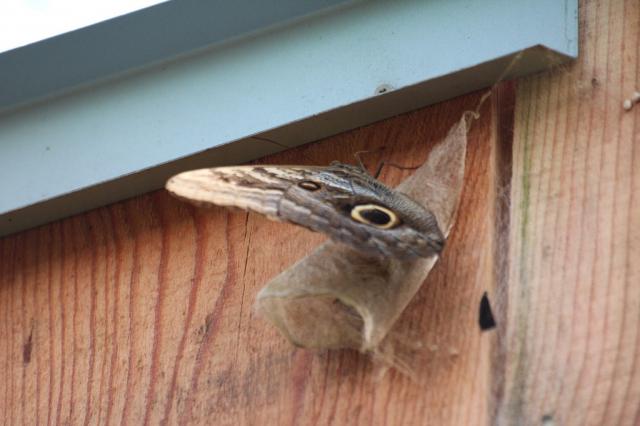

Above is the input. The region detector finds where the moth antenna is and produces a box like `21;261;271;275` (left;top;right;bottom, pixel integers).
354;150;369;172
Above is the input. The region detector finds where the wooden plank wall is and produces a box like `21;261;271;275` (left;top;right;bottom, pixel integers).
0;0;638;424
500;0;640;424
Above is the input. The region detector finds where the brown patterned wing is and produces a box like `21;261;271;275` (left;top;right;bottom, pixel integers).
166;163;444;259
165;166;322;221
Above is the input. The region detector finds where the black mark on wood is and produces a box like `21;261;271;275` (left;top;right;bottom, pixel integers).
479;292;496;331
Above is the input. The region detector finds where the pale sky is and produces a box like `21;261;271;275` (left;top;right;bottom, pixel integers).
0;0;166;53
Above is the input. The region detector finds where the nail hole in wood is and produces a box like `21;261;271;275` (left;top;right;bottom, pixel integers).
375;84;393;95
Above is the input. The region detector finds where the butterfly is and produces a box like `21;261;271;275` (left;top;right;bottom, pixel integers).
166;161;444;259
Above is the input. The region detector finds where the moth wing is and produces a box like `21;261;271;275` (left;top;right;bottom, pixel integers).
166;166;323;220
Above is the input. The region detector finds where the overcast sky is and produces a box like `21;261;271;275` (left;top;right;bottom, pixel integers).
0;0;166;53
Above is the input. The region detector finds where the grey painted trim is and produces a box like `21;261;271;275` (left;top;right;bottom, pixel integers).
0;0;578;236
0;0;352;113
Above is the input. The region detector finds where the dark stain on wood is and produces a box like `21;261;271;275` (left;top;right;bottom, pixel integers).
22;327;33;365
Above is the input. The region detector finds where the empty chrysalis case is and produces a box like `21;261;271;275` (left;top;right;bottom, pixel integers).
256;115;469;354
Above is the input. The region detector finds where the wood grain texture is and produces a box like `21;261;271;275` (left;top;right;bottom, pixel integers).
1;0;638;425
0;90;498;426
498;0;640;425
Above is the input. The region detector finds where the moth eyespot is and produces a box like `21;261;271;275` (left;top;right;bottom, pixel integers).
350;204;400;229
298;180;321;191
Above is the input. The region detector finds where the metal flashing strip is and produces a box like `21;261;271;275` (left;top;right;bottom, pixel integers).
0;0;578;236
0;0;352;113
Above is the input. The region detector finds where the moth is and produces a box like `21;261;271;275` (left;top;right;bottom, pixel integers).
166;161;444;259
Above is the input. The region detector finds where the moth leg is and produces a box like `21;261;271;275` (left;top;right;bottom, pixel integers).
354;147;387;175
353;150;371;174
373;161;420;179
353;148;419;179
